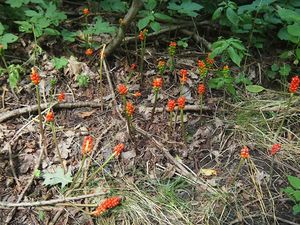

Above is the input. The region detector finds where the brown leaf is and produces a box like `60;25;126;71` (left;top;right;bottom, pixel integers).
77;110;96;119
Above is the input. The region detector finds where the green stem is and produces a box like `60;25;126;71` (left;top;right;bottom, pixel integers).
274;94;293;141
36;85;46;156
180;109;186;143
140;39;146;82
199;95;203;117
122;95;127;114
85;153;115;185
51;122;66;173
68;154;86;192
269;156;275;188
1;55;8;69
85;16;89;44
169;112;173;136
229;158;245;187
148;90;158;129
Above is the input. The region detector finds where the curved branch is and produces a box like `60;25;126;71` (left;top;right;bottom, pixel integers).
104;0;143;56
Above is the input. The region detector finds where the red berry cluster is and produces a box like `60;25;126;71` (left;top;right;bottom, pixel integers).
45;111;54;122
180;69;188;84
289;76;300;93
240;146;250;159
126;101;134;117
177;96;186;110
198;83;205;95
91;197;121;217
30;67;40;85
270;143;281;156
167;99;176;112
58;92;65;103
117;84;128;96
113;143;125;157
153;77;163;90
82;136;93;155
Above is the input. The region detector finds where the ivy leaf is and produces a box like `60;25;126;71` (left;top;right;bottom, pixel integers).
246;85;265;93
43;167;72;188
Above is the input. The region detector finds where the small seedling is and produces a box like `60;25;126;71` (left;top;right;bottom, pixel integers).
77;74;90;87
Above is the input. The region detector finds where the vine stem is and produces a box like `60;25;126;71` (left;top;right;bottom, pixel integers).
50;122;66;174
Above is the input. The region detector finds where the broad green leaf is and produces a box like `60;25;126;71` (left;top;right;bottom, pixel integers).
227;46;242;66
150;21;160;32
293;191;300;201
137;15;153;30
154;13;174;23
210;43;229;58
283;186;295;195
0;23;4;35
230;41;246;51
100;0;127;12
212;7;222;20
293;204;300;215
146;0;157;10
277;7;300;23
61;29;77;42
279;50;293;59
90;17;116;34
43;167;72;188
246;85;265;93
296;48;300;60
287;23;300;37
44;28;59;36
5;0;30;8
8;67;20;89
288;176;300;190
0;33;18;49
51;57;68;70
271;64;279;71
226;7;239;26
168;0;203;17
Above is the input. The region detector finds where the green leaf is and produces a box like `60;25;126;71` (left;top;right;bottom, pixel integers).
44;28;59;36
227;46;242;66
226;7;239;26
43;167;72;188
5;0;30;8
293;191;300;201
61;29;77;42
137;15;153;30
0;33;18;49
288;176;300;190
277;7;300;23
293;204;300;215
146;0;157;11
283;186;295;195
212;7;223;20
88;17;116;35
287;23;300;37
279;50;293;59
271;64;279;72
100;0;127;12
168;0;203;17
150;21;160;32
154;13;174;23
279;64;291;77
8;66;20;89
51;57;68;70
246;85;265;93
296;48;300;60
0;23;4;35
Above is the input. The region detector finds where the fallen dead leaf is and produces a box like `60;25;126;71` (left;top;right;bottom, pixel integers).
199;168;217;177
77;109;97;119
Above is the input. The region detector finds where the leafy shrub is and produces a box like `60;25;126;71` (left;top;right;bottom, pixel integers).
283;175;300;215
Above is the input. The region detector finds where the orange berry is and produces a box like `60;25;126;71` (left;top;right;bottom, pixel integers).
45;111;54;122
117;84;128;96
198;83;205;95
270;143;281;156
91;197;121;217
169;41;176;47
180;69;188;84
153;77;163;90
177;96;186;110
82;136;93;155
85;48;93;56
289;76;300;93
58;92;65;103
133;91;141;98
83;8;90;15
167;99;176;112
126;101;134;117
113;143;125;157
240;146;250;159
130;63;137;70
206;53;214;66
30;67;40;85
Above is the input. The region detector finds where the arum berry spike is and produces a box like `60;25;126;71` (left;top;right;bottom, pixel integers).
177;96;186;143
148;77;163;129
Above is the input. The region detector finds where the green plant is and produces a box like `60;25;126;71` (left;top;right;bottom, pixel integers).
283;175;300;215
208;66;236;95
0;22;18;49
77;74;90;88
0;64;24;90
168;0;203;17
210;37;246;66
51;56;68;70
43;166;72;189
